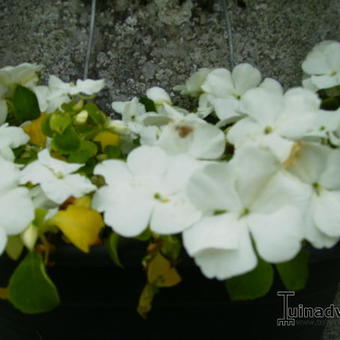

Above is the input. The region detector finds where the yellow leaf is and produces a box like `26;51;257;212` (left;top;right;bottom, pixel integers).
23;114;47;147
137;283;158;319
147;253;181;287
49;204;104;253
73;196;91;209
94;131;120;150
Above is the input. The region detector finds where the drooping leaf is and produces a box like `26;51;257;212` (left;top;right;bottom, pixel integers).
8;251;60;314
41;114;54;137
52;125;81;153
22;114;47;147
226;257;274;301
48;202;104;253
6;235;24;261
276;249;309;291
105;232;123;268
12;85;40;123
105;145;122;159
147;253;181;288
137;283;158;319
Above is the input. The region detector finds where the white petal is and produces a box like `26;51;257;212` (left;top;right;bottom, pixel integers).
252;171;311;214
38;149;82;175
232;63;261;95
146;87;171;105
248;206;303;263
241;87;284;125
259;78;284;95
183;213;242;256
175;68;211;96
71;79;105;95
32;86;50;112
0;157;20;191
320;148;340;190
0;187;34;235
288;143;328;185
162;154;200;194
227;117;262;147
19;161;55;186
193;223;257;280
127;145;169;178
284;87;320;113
230;146;280;207
0;124;29;149
151;192;201;234
41;174;95;204
94;160;131;186
0;228;7;255
93;184;154;237
201;68;234;98
211;97;242;122
313;190;340;237
311;75;337;89
303;205;339;249
187;162;241;213
302;41;336;75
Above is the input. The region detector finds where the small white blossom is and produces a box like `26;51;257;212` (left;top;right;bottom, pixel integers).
302;41;340;90
33;75;105;113
183;146;307;280
93;145;202;237
19;149;96;204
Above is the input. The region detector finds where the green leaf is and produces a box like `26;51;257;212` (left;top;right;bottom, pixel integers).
8;251;60;314
68;140;97;163
160;235;181;261
6;236;24;261
276;249;309;291
139;97;156;112
105;232;123;268
41;115;54;137
226;257;274;301
49;113;72;134
52;125;81;153
12;85;40;123
105;145;122;159
84;103;106;126
33;208;48;227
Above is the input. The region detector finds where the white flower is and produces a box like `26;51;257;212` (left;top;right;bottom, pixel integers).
156;114;226;159
302;41;340;90
92;145;202;237
33;75;105;113
112;97;147;132
227;86;322;162
19;149;96;204
288;143;340;248
0;123;29;161
0;63;42;124
183;146;307;280
199;64;262;123
0;157;35;254
174;68;211;97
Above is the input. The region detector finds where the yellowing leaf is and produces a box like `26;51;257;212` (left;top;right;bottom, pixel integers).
137;283;158;319
147;253;181;287
49;204;104;253
23;114;47;147
94;131;120;150
73;196;91;209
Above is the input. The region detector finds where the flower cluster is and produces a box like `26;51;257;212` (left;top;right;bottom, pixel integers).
1;40;340;315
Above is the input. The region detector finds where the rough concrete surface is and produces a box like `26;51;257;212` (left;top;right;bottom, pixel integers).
1;0;340;338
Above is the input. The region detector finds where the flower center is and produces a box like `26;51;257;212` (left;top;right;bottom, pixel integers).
154;192;169;203
264;126;273;134
313;182;322;195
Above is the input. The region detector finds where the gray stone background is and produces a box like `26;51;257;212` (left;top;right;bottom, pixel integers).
1;0;340;338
